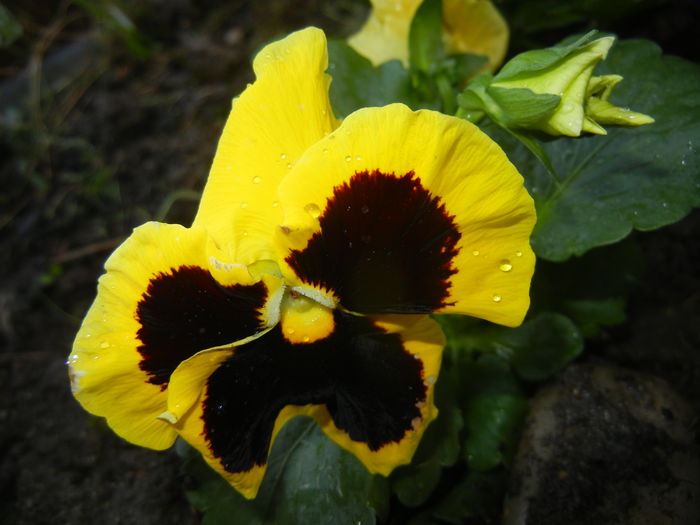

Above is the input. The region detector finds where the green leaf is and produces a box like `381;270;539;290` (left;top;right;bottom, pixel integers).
443;53;488;85
493;30;599;81
500;125;557;176
0;3;22;47
530;239;643;336
458;352;522;397
487;87;561;127
503;313;583;382
464;393;528;471
489;39;700;261
392;461;442;507
184;418;379;525
327;40;416;118
408;0;444;73
563;297;625;337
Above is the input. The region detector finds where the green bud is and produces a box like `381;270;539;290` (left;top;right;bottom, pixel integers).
458;32;654;136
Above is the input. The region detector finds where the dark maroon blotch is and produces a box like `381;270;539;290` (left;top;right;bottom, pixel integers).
286;170;461;314
135;265;267;389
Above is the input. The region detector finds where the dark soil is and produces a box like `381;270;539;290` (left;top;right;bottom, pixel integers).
1;1;698;524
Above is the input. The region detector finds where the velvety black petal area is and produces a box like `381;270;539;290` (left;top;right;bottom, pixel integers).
202;310;426;474
136;265;267;388
286;170;461;313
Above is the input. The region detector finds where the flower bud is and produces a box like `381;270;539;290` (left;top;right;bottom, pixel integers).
459;32;654;136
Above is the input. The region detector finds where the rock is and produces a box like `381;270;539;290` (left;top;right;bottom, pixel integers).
503;363;699;525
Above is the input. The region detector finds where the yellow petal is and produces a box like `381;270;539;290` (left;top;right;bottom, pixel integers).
442;0;509;70
277;104;535;327
68;222;279;450
349;0;508;70
193;27;339;264
348;0;422;66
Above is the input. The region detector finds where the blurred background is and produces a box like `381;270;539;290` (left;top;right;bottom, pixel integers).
1;1;698;523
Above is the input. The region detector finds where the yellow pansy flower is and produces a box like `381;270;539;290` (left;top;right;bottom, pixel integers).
68;27;535;499
348;0;508;70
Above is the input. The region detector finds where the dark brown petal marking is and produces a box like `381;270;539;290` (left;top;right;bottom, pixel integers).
202;310;426;474
286;170;461;314
136;265;267;389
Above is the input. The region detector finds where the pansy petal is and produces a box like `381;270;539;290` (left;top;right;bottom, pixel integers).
192;27;339;264
171;311;442;498
348;0;508;70
277;104;536;326
347;0;421;66
69;222;280;449
442;0;509;71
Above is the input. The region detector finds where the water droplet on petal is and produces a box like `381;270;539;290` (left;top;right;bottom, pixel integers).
252;176;262;184
100;341;109;349
286;163;293;169
280;153;287;160
360;205;369;214
492;294;502;303
304;203;321;218
302;335;310;343
499;260;513;272
271;201;279;207
322;148;329;154
239;202;248;209
472;250;480;256
515;251;523;257
427;376;436;384
356;156;362;161
345;155;352;162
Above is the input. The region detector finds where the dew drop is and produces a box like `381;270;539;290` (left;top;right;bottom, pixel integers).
100;341;109;349
515;251;523;257
304;203;321;218
499;260;513;272
280;153;287;160
472;250;480;256
302;335;310;343
662;202;669;208
287;328;296;335
322;148;329;154
356;156;362;161
286;163;293;169
252;176;262;184
492;294;502;303
239;202;248;209
360;205;370;214
271;201;279;207
427;376;436;385
345;155;352;162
